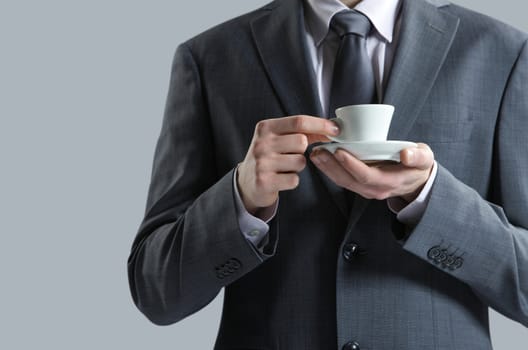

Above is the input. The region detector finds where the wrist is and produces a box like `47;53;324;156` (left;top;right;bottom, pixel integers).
240;193;277;220
236;164;277;217
236;166;258;215
400;164;434;203
240;194;259;216
400;185;424;203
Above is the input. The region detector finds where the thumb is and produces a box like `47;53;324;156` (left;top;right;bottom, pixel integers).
400;143;434;170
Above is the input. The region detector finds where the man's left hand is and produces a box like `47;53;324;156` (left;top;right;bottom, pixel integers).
310;143;434;202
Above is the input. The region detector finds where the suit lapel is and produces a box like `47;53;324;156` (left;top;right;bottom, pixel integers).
250;0;321;118
345;0;460;233
251;0;349;217
249;0;460;223
384;0;460;141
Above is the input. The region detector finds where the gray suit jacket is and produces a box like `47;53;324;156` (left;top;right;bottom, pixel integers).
128;0;528;348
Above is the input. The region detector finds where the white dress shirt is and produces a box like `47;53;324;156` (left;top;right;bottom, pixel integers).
234;0;438;247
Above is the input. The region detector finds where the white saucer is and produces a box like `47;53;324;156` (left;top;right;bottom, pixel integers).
314;140;417;162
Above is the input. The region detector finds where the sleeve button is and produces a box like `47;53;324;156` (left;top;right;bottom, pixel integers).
428;246;441;260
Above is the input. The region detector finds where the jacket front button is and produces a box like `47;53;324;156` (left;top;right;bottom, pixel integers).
342;341;360;350
343;242;361;262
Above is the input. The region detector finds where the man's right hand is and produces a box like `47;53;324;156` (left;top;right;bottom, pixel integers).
237;115;340;216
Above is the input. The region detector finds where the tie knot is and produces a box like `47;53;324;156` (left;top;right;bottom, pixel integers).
330;10;372;38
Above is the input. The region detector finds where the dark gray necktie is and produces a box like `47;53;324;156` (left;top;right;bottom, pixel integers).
329;10;376;117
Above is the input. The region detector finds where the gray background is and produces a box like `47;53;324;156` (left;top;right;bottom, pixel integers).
1;0;526;348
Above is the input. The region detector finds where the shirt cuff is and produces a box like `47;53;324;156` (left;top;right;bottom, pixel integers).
387;161;438;225
232;166;278;247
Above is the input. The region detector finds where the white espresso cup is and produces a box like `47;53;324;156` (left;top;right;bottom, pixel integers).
329;104;395;143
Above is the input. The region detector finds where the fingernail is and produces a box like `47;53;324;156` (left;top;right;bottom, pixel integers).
406;149;415;164
335;152;344;162
311;155;320;165
330;123;340;136
319;152;329;163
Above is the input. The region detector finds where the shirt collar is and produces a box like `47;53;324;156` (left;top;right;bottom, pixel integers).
304;0;401;46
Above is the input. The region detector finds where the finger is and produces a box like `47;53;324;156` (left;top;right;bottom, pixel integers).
271;154;307;173
310;149;360;189
333;149;380;185
270;134;309;154
273;173;301;192
252;171;300;196
400;143;434;170
265;115;339;137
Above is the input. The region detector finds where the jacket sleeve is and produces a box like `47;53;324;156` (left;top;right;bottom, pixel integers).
127;43;278;325
402;39;528;327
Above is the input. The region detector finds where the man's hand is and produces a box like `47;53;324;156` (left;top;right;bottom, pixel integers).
310;143;434;202
237;115;339;215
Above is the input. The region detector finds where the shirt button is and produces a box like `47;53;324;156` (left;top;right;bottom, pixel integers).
248;229;260;237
